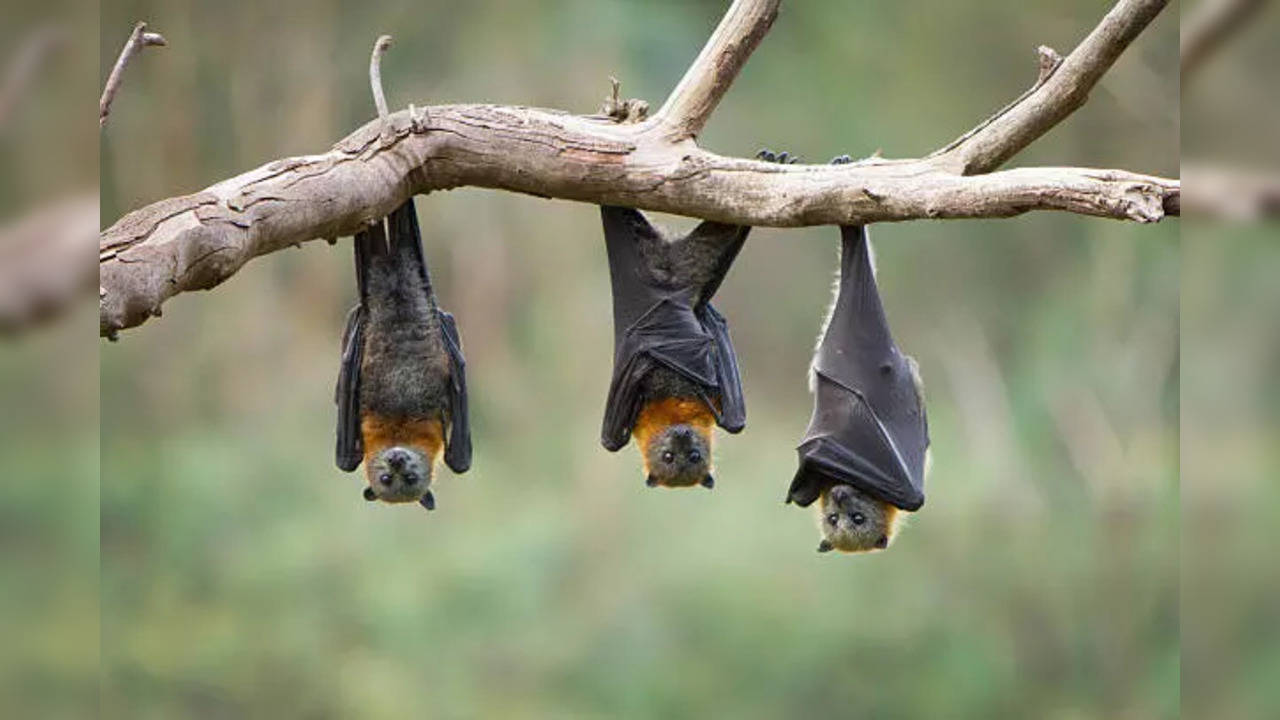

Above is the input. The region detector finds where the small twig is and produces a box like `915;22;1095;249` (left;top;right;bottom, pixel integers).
927;45;1063;161
1180;0;1269;82
369;35;393;132
599;76;649;123
99;21;166;128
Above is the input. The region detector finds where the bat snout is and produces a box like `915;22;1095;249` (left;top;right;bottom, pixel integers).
386;448;411;469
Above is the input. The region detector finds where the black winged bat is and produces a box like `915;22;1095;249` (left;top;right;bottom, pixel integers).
787;223;930;553
598;206;751;490
335;198;471;510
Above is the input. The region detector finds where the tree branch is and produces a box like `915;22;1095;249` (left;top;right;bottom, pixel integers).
1183;164;1280;221
647;0;780;142
99;21;167;128
928;0;1170;174
99;0;1178;337
1180;0;1268;82
0;194;98;336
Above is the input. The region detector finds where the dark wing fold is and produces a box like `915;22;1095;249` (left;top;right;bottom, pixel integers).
388;196;433;294
335;220;384;472
685;221;749;308
600;299;718;450
335;305;367;472
439;310;472;473
598;206;751;448
791;226;929;510
701;303;746;433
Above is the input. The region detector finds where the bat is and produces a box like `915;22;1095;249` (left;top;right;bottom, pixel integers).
335;198;472;510
598;206;750;489
787;224;930;552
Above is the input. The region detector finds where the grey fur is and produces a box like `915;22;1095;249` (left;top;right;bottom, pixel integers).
360;238;451;423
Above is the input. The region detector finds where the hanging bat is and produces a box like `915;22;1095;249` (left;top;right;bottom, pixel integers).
335;198;472;510
787;223;929;553
598;206;751;490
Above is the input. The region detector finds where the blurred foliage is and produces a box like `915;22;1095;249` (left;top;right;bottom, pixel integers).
0;0;98;718
93;0;1182;717
1182;2;1280;719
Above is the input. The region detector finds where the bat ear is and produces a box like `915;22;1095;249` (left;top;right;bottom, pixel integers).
363;486;377;502
817;539;835;553
874;535;888;549
419;491;436;511
700;474;715;489
645;474;659;488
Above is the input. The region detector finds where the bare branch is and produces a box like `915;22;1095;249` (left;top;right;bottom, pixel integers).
99;21;167;128
100;0;1178;337
930;0;1170;175
647;0;780;142
1181;0;1268;81
1183;164;1280;221
369;34;393;121
0;194;98;336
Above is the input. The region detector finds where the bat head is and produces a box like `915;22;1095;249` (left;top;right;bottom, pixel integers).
363;445;434;504
642;423;714;489
815;483;904;554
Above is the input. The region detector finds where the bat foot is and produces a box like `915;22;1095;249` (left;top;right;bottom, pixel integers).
756;148;799;164
419;491;436;511
830;154;852;165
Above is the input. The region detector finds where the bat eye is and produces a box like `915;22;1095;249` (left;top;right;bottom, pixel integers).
404;472;418;485
826;513;839;526
661;451;675;463
379;473;393;486
687;450;701;464
851;512;866;526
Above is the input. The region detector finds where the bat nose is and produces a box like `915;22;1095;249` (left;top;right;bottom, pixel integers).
387;449;408;469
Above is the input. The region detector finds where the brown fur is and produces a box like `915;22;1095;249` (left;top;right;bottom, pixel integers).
633;397;715;476
361;414;444;466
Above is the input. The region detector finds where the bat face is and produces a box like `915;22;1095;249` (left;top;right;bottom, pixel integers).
363;445;434;504
815;483;902;553
642;424;714;489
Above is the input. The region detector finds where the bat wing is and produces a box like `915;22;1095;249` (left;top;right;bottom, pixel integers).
788;225;929;510
599;206;750;447
700;303;746;433
335;220;384;472
439;309;472;473
600;298;720;450
335;305;366;472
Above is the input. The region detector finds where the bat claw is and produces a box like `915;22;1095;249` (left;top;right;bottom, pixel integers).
757;148;799;164
830;154;852;165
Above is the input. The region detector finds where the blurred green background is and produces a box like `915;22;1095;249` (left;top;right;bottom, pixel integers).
1181;2;1280;719
0;0;98;718
96;1;1182;717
